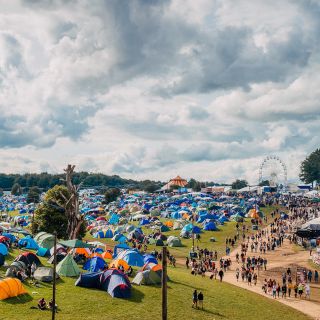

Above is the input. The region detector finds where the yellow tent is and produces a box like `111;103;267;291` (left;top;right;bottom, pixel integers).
109;259;129;271
0;278;27;300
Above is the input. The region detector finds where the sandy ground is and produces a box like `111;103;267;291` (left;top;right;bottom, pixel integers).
222;238;320;319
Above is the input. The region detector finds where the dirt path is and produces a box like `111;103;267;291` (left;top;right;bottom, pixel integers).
222;238;320;319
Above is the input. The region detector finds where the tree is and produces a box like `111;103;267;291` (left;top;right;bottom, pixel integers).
105;188;121;203
231;179;248;190
300;149;320;186
11;183;22;195
32;185;85;239
259;180;270;187
27;186;41;204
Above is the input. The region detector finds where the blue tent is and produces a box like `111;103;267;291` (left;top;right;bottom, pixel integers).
140;219;150;226
93;231;105;239
0;243;8;256
143;254;158;265
75;271;102;288
113;244;130;258
109;214;120;225
83;257;106;272
192;226;202;234
118;249;144;267
105;229;114;238
2;233;16;243
37;247;50;257
171;212;181;219
203;221;217;231
100;269;131;298
18;236;39;250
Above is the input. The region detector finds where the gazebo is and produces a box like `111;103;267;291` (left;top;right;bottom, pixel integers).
161;176;188;191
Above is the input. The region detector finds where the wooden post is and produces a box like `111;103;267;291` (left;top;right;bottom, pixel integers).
162;246;167;320
52;231;57;320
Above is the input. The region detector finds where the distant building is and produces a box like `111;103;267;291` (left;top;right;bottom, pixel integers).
201;186;231;193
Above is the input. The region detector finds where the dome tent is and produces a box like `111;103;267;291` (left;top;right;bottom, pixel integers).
167;236;182;247
56;254;81;277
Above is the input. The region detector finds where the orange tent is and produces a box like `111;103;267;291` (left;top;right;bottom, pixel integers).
182;213;190;220
0;278;27;300
141;262;162;272
165;221;173;227
74;248;91;258
101;252;113;260
109;259;129;271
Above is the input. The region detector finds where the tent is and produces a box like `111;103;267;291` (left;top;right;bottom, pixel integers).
34;267;58;282
132;270;161;285
5;261;27;277
113;243;130;258
93;231;105;239
75;272;102;288
34;232;55;249
160;225;170;232
56;254;81;277
167;236;182;247
0;243;8;256
15;252;41;267
105;229;114;238
117;250;144;267
83;257;106;273
110;259;130;271
143;254;158;264
59;239;92;248
2;233;16;243
100;269;131;298
18;236;39;250
203;221;217;231
47;252;66;264
0;278;27;300
36;247;50;257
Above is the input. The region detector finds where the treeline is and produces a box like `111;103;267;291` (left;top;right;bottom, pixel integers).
0;172;163;192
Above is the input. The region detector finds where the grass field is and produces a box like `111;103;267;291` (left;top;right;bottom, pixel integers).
0;205;311;320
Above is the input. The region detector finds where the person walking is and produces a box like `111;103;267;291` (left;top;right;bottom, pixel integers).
305;283;311;300
192;290;198;309
272;283;277;299
198;291;204;310
315;270;319;283
218;269;224;282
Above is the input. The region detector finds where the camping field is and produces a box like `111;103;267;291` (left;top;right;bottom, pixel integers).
0;205;312;320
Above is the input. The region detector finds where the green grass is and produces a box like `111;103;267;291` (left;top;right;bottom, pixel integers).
0;258;310;320
0;205;311;320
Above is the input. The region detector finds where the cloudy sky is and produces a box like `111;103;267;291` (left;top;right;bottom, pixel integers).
0;0;319;184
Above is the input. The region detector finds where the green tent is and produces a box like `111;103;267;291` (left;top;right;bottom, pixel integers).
132;270;161;285
167;236;182;247
56;254;80;277
34;232;55;249
59;239;92;248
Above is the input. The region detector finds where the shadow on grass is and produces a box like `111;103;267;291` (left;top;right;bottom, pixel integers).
194;308;227;318
129;287;145;303
169;279;205;291
2;293;33;304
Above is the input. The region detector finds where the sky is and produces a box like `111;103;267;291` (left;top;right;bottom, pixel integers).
0;0;319;184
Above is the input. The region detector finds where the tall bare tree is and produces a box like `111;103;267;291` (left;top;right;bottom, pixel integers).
62;164;84;239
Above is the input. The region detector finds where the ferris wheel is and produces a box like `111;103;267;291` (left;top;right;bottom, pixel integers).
258;155;287;188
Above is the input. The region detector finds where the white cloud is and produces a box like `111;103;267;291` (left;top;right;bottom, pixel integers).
0;0;317;184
